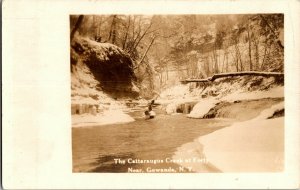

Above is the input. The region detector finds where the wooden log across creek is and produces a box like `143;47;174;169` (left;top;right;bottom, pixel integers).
180;71;284;84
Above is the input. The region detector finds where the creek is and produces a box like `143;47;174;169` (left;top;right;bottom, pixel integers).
72;108;233;172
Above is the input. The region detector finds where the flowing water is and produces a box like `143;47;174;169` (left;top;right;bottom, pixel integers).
72;110;232;173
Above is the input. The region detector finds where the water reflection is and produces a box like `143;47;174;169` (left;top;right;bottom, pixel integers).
72;113;231;173
91;153;137;172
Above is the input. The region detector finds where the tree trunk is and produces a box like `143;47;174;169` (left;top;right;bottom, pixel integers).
205;56;210;76
166;64;169;80
130;17;142;51
123;16;131;49
259;14;284;50
134;36;156;70
212;45;219;73
230;50;239;72
96;16;103;42
234;43;243;71
254;38;259;71
261;43;269;70
70;15;84;41
181;71;284;83
222;49;226;72
108;15;117;44
132;20;153;51
247;21;253;71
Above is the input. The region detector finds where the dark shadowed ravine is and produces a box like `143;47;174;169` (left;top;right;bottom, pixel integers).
72;110;233;173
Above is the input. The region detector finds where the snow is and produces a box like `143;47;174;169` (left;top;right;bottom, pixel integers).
72;96;99;105
72;100;135;127
165;100;185;114
72;109;135;127
159;76;284;117
172;139;209;172
220;86;284;102
254;101;284;120
161;75;285;172
159;84;190;100
158;84;200;114
78;37;128;63
187;98;217;118
197;104;284;172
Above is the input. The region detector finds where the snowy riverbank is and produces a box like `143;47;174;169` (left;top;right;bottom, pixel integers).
199;117;284;172
72;108;135;127
173;102;284;172
158;76;284;117
166;76;285;172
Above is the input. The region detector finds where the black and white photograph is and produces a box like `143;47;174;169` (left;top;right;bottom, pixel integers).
71;14;285;173
3;0;300;188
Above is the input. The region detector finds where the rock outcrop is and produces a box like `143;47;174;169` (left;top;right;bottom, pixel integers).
71;37;139;99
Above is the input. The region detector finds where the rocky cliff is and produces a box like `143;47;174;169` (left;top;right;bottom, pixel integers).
71;37;139;105
70;37;140;114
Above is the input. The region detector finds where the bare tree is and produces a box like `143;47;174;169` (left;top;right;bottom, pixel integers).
70;15;84;41
122;16;131;49
108;15;117;44
252;35;260;71
96;16;103;42
259;14;284;49
246;18;253;71
134;35;157;70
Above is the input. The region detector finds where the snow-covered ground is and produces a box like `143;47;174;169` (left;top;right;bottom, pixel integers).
165;77;285;172
157;84;198;106
159;84;190;100
173;102;284;172
72;99;135;127
199;118;284;172
72;109;135;127
220;86;284;102
158;76;284;118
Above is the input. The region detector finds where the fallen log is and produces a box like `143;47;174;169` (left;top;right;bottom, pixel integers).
181;78;211;83
210;71;284;81
180;71;284;83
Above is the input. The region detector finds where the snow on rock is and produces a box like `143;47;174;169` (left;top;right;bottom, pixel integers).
198;117;284;172
220;86;284;102
72;97;99;105
165;100;186;114
158;84;200;114
187;98;218;118
254;101;284;120
158;76;283;116
72;109;135;127
198;104;285;172
165;103;179;114
71;36;139;100
72;101;135;127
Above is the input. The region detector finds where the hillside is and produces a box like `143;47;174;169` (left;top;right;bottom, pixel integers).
71;37;140;116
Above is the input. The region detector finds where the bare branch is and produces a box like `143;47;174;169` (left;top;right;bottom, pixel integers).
70;15;84;41
134;36;157;70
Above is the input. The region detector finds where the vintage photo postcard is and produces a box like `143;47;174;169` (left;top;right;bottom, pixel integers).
71;14;285;173
2;0;300;189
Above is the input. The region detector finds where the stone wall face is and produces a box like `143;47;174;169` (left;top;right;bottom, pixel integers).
71;104;98;115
